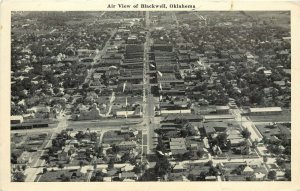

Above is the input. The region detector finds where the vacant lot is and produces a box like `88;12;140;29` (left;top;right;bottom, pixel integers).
38;169;87;182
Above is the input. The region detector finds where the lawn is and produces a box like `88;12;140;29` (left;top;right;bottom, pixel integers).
37;169;87;182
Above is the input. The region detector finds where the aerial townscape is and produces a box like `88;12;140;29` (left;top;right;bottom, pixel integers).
10;11;291;182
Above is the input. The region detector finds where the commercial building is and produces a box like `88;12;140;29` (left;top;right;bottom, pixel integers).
248;107;282;115
169;138;187;155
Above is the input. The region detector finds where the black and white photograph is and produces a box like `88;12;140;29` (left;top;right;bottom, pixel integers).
7;10;293;183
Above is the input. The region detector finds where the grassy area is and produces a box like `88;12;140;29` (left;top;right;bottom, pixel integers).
38;169;87;182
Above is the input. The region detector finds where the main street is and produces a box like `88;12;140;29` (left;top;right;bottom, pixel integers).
142;11;157;155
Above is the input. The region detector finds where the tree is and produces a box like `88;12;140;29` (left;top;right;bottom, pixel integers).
284;169;291;181
111;144;119;153
180;129;189;138
133;162;144;174
13;172;26;182
263;156;268;163
198;171;206;181
79;160;85;168
208;166;219;176
60;173;70;182
121;152;131;163
212;133;228;149
188;174;196;181
43;167;48;174
22;165;27;171
58;163;65;170
154;155;171;177
241;129;251;139
276;157;285;168
268;170;277;180
108;158;115;169
196;150;204;158
90;171;104;182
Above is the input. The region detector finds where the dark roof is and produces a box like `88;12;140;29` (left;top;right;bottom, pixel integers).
277;124;291;137
204;126;216;134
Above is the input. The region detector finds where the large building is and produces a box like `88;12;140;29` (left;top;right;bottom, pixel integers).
169;138;187;155
248;107;282;115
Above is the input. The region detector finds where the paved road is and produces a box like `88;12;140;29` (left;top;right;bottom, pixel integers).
80;27;117;88
142;11;157;155
230;108;270;173
231;109;263;142
25;113;68;182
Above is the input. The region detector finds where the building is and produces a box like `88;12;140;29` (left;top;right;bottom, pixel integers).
76;103;103;120
119;172;136;181
248;107;282;115
215;106;230;114
11;115;24;124
17;151;32;164
118;141;137;150
159;109;191;115
172;163;186;173
169;138;187;155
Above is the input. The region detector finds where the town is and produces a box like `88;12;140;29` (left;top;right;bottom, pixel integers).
10;11;291;182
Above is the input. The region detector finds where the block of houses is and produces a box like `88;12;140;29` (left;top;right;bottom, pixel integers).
118;141;137;150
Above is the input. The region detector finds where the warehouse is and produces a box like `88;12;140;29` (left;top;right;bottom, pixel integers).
248;107;282;115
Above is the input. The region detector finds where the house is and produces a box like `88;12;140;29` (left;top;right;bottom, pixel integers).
119;172;136;180
242;166;254;176
57;150;69;161
103;177;112;182
203;124;216;136
11;115;24;124
253;172;266;181
120;164;135;172
203;137;210;149
263;70;272;76
172;163;186;173
17;151;32;164
186;123;200;136
246;160;262;169
118;141;137;150
205;176;217;181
